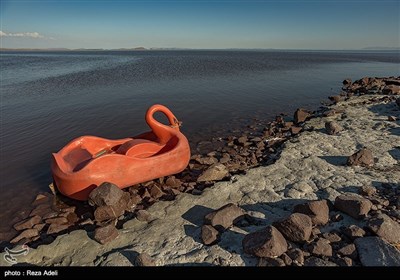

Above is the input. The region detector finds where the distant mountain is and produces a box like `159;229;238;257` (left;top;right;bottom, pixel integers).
362;46;400;50
0;47;71;51
73;48;104;51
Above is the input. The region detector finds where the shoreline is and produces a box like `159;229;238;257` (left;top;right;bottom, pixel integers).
1;76;399;266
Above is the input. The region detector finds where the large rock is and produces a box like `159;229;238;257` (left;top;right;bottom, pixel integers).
334;194;372;219
204;203;245;231
294;108;310;124
368;214;400;244
197;163;229;182
88;182;124;207
13;215;42;231
325;121;343;135
242;226;288;258
308;238;332;257
273;213;312;242
293;200;329;226
342;224;366;240
355;237;400;266
10;229;39;243
94;223;119;244
347;147;374;167
47;223;69;235
201;225;220;245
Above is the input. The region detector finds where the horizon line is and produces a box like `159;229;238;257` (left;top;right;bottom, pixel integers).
1;47;400;52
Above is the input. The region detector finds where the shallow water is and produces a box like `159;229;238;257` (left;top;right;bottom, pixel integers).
1;50;399;234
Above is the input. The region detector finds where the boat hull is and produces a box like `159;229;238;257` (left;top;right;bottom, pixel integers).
51;105;191;201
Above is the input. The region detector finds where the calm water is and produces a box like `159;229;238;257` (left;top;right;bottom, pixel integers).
1;50;399;234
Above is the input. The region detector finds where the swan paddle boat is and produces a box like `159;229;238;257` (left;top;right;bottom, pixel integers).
51;104;191;200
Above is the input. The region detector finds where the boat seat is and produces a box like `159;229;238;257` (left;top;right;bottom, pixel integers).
116;139;164;158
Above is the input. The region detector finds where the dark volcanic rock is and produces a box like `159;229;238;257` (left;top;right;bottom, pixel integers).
338;244;357;259
347;147;374;167
334;194;372;219
135;253;156;266
149;185;164;199
304;257;337;267
273;213;312;242
308;238;332;257
322;232;341;243
290;126;302;135
287;248;304;265
359;185;376;196
355;237;400;266
258;257;286;267
280;253;292;266
329;95;343;104
368;214;400;243
343;79;352;87
45;217;68;225
33;223;46;232
197;163;229;182
336;257;353;267
94;223;119;244
10;229;39;243
47;223;69;235
342;224;366;240
236;136;248;146
31;194;50;207
325;121;343;135
294;108;310;124
396;98;400;107
242;226;288;258
89;182;124;207
29;205;53;218
293;200;329;226
201;225;220;245
385;78;400;86
204;203;245;231
13;215;42;231
165;176;182;188
94;206;118;222
382;85;400;95
194;156;218;165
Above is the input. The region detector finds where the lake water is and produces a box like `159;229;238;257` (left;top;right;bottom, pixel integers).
1;50;399;235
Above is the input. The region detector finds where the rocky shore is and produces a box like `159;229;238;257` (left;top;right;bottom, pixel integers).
1;76;399;266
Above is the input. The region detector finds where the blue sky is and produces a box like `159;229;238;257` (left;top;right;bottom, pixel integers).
1;0;399;49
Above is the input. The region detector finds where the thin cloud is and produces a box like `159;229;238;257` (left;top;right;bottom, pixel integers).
0;30;47;39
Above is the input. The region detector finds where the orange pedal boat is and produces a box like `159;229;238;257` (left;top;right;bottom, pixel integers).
51;104;191;200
